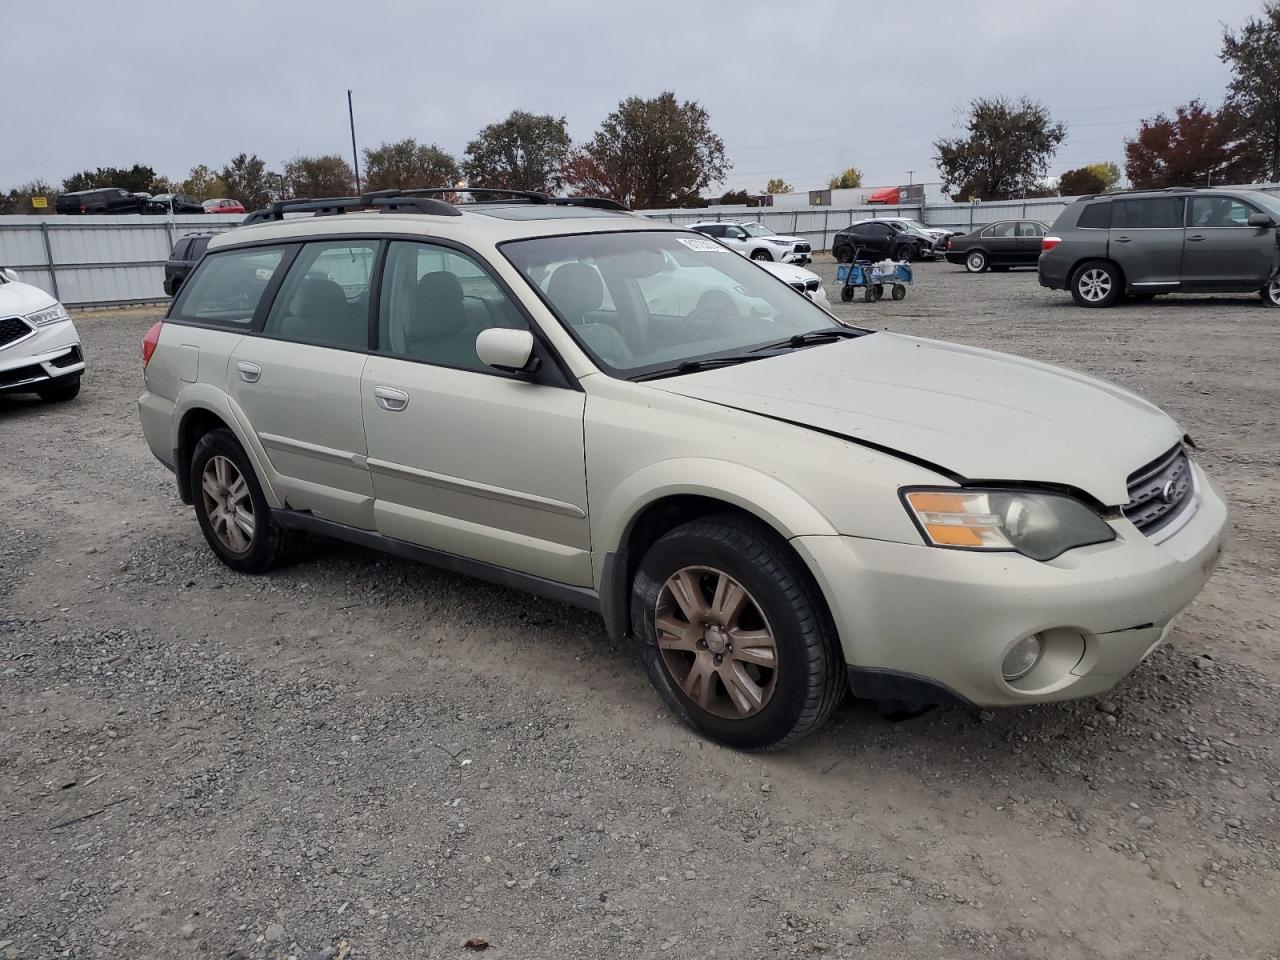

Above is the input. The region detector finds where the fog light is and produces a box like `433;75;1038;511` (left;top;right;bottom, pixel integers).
1002;634;1043;681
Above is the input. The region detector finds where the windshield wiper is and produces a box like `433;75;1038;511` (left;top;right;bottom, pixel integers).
632;353;769;381
751;328;861;352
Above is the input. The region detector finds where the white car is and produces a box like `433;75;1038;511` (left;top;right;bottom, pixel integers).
634;252;828;321
689;221;812;265
0;268;84;402
757;260;829;308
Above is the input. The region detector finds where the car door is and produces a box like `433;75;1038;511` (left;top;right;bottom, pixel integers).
361;239;592;587
1014;221;1046;264
226;238;380;530
979;222;1017;264
1110;197;1186;287
720;224;750;253
1182;195;1277;290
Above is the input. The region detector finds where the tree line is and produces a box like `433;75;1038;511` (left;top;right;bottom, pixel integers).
0;92;728;214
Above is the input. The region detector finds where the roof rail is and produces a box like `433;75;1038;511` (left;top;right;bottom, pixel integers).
1074;185;1201;202
240;186;629;225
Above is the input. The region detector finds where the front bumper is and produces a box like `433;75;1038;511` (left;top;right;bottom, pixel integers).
793;460;1229;707
781;249;812;266
0;321;84;394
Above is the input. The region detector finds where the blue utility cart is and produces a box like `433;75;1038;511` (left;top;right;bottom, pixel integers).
836;257;913;303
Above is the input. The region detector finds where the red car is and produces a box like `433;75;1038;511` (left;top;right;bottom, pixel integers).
202;198;246;215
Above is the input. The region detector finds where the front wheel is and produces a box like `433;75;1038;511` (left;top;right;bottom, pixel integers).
191;428;301;574
839;286;855;303
965;250;988;273
894;245;915;263
750;249;773;262
1261;275;1280;308
630;515;844;751
891;284;907;301
1071;260;1122;308
36;374;80;402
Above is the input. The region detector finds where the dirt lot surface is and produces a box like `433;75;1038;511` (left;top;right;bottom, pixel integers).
2;263;1278;960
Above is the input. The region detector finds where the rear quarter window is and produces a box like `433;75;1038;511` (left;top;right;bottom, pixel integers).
171;246;291;327
1077;202;1111;229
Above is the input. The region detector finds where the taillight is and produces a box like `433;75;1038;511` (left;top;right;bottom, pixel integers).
1042;236;1062;253
142;321;163;368
945;238;952;250
80;205;86;213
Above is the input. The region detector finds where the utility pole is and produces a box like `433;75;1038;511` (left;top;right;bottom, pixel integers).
348;90;361;193
907;170;915;184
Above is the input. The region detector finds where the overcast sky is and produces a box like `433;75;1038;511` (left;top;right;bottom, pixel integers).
1;0;1264;194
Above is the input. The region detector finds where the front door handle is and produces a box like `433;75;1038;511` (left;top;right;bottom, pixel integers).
1114;236;1132;243
1187;234;1206;242
236;361;261;383
374;385;409;412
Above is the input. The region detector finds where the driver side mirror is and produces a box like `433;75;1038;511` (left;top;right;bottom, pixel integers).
1248;213;1276;228
476;328;540;376
1;267;19;282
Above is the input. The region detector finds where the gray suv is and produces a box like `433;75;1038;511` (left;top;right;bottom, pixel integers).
1039;187;1280;308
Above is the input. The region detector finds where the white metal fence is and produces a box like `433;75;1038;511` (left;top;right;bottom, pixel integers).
3;184;1279;307
0;214;243;307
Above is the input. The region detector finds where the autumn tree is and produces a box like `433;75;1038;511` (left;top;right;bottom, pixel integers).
827;167;863;190
282;155;354;198
765;178;792;194
1222;2;1280;180
62;164;162;194
180;165;227;200
1124;100;1256;188
564;92;728;208
1082;161;1121;190
934;97;1066;200
0;179;56;214
219;153;277;210
1058;167;1108;196
363;139;460;193
463;112;571;193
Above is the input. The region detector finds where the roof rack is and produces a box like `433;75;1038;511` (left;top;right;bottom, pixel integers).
241;187;629;224
1074;186;1200;202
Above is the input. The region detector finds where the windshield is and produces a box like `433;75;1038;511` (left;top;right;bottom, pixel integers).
503;230;854;378
1250;190;1280;219
741;223;775;237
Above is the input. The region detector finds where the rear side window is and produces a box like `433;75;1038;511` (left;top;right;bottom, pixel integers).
172;246;289;326
982;222;1015;238
1114;197;1184;229
262;241;379;350
1077;202;1111;229
170;239;191;259
1016;222;1044;237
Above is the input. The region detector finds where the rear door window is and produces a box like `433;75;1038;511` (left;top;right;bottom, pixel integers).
171;246;291;327
982;222;1015;238
1114;197;1185;229
262;240;379;350
1016;221;1045;238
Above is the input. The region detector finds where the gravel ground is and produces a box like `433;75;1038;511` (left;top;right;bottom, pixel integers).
1;262;1278;960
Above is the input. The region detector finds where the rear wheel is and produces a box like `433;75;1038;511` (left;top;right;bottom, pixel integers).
36;374;80;403
833;246;853;264
965;250;988;273
894;245;915;263
1262;275;1280;308
891;284;907;301
839;286;855;303
191;428;301;574
1071;260;1122;308
630;515;844;751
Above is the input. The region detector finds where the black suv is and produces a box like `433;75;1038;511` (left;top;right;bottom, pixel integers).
831;221;931;263
163;234;213;297
54;188;146;215
1039;187;1280;308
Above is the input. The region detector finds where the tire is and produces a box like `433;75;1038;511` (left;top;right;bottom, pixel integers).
839;286;854;303
630;514;844;751
1261;274;1280;308
750;249;773;262
894;245;915;263
833;246;853;264
190;427;301;574
1070;260;1122;308
864;284;883;303
964;250;988;273
36;374;80;403
891;284;907;301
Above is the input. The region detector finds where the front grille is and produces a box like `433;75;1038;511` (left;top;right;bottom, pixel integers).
794;242;811;253
0;361;47;389
0;316;32;349
788;281;806;292
1123;445;1195;537
804;278;820;292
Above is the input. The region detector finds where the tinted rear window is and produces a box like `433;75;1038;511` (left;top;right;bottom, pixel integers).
1114;197;1184;229
172;246;290;326
1078;202;1111;229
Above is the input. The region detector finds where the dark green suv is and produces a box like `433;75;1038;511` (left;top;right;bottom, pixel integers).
1039;187;1280;308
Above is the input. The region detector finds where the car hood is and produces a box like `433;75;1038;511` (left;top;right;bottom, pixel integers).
651;332;1180;505
763;235;804;244
0;280;57;317
757;261;818;284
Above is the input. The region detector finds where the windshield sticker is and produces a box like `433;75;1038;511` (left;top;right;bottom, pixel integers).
677;237;727;253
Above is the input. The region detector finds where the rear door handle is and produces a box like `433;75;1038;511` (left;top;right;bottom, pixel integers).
374;385;409;412
236;361;261;383
1114;236;1132;243
1187;234;1206;242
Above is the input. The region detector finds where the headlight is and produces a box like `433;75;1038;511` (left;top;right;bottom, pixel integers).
901;488;1115;562
770;238;793;246
25;303;71;327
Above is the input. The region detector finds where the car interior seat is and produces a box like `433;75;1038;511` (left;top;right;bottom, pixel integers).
546;263;632;366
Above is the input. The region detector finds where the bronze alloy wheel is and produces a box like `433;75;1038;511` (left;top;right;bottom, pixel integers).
201;454;255;554
654;565;779;720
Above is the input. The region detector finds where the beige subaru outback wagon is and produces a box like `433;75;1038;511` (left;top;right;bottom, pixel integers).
138;188;1228;750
